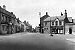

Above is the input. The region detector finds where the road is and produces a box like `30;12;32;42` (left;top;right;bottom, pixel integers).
0;32;75;50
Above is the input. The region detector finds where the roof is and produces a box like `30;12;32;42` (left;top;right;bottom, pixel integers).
67;17;72;22
44;16;65;21
40;14;50;21
0;6;16;18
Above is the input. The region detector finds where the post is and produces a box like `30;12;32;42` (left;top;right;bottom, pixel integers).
0;12;1;34
50;16;51;34
39;12;41;33
50;16;53;36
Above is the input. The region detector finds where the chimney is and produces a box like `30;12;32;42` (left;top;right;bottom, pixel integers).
61;12;63;16
3;5;6;9
11;12;13;14
46;12;48;15
64;10;67;17
39;12;41;18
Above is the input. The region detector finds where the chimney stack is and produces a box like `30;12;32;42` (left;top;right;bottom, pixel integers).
3;5;6;9
11;12;13;14
46;12;48;15
64;10;67;17
61;12;63;16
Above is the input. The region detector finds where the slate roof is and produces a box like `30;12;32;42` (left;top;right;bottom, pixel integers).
67;17;72;22
44;16;65;21
40;12;50;22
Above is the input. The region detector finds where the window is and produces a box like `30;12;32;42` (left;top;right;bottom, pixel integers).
60;30;63;33
4;16;6;22
2;16;3;21
45;22;47;26
2;14;6;22
52;22;54;25
2;25;6;31
59;21;62;25
2;25;5;31
56;21;58;26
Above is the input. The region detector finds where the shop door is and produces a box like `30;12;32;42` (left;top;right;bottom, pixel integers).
69;28;72;34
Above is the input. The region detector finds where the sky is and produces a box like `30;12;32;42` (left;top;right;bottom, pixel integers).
0;0;75;28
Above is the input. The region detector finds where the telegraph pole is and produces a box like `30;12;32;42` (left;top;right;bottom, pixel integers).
50;16;53;36
39;12;41;33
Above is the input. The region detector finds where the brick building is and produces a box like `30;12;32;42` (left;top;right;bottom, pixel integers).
43;10;75;34
0;5;16;34
39;12;50;33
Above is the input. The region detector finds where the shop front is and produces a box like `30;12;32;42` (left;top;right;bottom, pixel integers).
51;26;64;34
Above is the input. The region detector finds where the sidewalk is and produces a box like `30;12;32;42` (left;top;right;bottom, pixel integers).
66;39;75;42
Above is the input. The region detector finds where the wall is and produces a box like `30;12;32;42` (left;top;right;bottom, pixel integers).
65;24;73;34
43;21;50;34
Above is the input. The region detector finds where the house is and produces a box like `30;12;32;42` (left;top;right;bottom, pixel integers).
23;21;32;32
0;5;16;34
39;12;50;33
44;10;75;34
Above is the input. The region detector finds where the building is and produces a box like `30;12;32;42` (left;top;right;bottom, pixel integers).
43;10;75;34
39;12;50;33
0;5;16;34
23;21;32;32
35;26;40;32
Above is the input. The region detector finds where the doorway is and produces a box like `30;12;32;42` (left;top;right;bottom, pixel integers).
56;28;58;34
69;28;72;34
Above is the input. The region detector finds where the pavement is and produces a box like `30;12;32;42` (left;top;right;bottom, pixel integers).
0;32;75;50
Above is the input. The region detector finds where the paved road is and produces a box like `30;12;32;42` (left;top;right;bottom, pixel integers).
0;32;75;50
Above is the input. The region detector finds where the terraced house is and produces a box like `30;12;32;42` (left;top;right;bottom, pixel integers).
43;10;75;34
0;5;16;34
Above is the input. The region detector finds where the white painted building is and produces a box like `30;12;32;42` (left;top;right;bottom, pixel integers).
43;10;75;34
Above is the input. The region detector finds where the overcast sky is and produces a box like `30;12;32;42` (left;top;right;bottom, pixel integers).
0;0;75;28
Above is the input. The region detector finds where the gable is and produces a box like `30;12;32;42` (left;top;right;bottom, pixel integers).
55;18;59;21
44;16;65;22
68;17;72;22
41;15;50;21
54;18;60;22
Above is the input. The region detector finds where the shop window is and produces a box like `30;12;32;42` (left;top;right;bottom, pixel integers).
2;25;7;31
59;30;63;33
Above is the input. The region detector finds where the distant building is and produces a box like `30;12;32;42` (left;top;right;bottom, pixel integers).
23;21;32;32
35;26;40;32
44;10;75;34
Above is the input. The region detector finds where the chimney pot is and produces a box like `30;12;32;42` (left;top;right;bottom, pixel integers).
61;12;63;16
3;5;6;9
46;12;48;15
